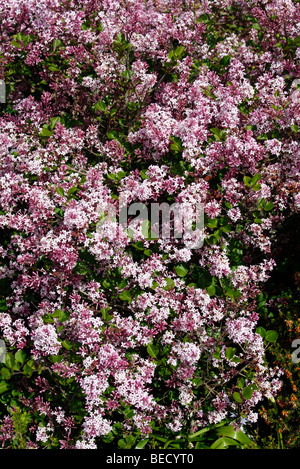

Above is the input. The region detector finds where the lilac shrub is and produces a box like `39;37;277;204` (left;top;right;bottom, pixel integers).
0;0;299;449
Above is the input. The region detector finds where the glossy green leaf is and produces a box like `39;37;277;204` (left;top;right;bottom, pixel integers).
135;439;149;449
243;176;252;186
58;310;69;323
0;368;11;380
255;326;266;338
163;278;175;290
225;347;236;360
233;392;242;403
215;425;252;447
264;201;274;211
67;186;78;198
22;363;34;377
15;350;26;364
291;124;299;133
265;330;278;342
0;380;9;394
4;353;15;369
206;218;218;228
62;340;73;350
11;40;22;48
210;436;240;449
250;173;262;186
174;265;188;277
50;116;61;129
147;343;159;359
56;187;65;197
119;290;132;302
237;378;245;388
242;386;253;399
40;126;53;137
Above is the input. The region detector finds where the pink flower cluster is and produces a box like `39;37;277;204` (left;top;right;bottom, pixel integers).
0;0;298;449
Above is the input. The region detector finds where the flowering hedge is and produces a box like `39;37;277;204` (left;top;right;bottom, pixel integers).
0;0;299;449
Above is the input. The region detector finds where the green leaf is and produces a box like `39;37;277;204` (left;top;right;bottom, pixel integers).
174;265;188;277
40;126;54;137
174;46;185;57
250;173;262;186
94;100;107;112
252;23;261;30
135;439;149;449
118;290;132;302
265;330;278;342
118;439;130;449
210;436;239;449
237;378;245;388
0;298;8;311
291;124;299;133
42;313;54;324
101;307;110;321
74;262;88;275
107;130;118;139
243;176;252;187
188;426;211;440
215;426;252;447
102;279;111;289
220;224;231;233
50;116;61;130
206;218;218;229
147;343;159;359
107;173;118;181
264;201;274;211
124;408;134;419
168;46;185;61
132;241;145;251
163;278;175;291
11;40;22;48
233;392;242;403
117;171;126;179
220;55;231;66
255;326;266;338
48;355;63;364
225;288;241;299
22;363;34;378
15;350;26;364
140;170;149;180
48;64;60;72
52;39;62;52
206;282;216;297
210;127;222;140
170;136;183;151
55;186;65;197
118;279;128;289
225;347;236;360
58;310;69;323
242;387;253;400
4;353;15;369
0;380;9;394
232;356;242;363
67;186;78;199
0;368;11;380
62;340;73;350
